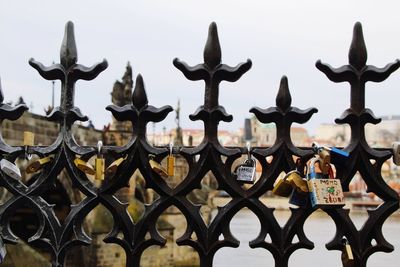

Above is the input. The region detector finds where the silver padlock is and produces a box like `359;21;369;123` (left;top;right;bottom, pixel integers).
0;159;21;180
392;142;400;166
236;158;256;184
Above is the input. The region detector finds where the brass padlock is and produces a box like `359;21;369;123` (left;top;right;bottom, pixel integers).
23;131;35;146
341;238;354;267
149;155;168;178
167;143;175;177
106;157;125;176
74;158;95;175
26;156;53;174
288;171;309;194
272;173;293;197
95;141;105;180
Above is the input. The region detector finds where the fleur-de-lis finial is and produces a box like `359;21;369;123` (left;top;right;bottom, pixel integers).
204;22;221;69
29;21;108;128
60;21;78;69
276;75;292;113
348;22;367;71
132;74;148;110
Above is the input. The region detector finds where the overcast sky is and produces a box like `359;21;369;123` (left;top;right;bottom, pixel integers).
1;0;400;135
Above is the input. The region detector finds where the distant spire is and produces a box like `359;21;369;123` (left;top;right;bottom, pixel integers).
175;99;183;146
16;96;25;105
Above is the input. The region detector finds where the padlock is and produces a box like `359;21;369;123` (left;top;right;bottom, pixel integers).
272;173;293;197
236;159;256;184
341;238;354;267
289;188;309;207
312;142;331;174
307;157;345;208
23;131;35;146
167;142;175;177
392;142;400;166
0;235;6;263
0;159;21;180
105;157;125;176
273;170;308;197
149;155;168;178
95;141;105;180
74;158;95;176
288;171;309;194
26;156;53;174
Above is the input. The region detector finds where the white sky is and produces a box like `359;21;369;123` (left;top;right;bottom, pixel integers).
1;0;400;135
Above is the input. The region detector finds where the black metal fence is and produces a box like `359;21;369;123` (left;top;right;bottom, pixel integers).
0;21;399;267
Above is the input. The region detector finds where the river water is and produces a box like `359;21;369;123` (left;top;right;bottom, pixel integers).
213;209;400;267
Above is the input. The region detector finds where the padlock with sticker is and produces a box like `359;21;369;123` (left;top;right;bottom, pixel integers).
236;158;256;184
0;159;21;180
235;143;256;184
307;157;345;208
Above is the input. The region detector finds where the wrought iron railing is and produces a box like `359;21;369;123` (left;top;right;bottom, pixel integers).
0;21;399;267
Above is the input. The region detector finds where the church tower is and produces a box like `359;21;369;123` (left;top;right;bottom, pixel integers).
110;62;133;132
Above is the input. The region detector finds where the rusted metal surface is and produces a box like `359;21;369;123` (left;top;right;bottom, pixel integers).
0;21;398;267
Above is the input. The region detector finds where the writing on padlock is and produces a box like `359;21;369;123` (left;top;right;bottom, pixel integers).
235;142;256;184
307;157;345;208
236;159;256;184
341;238;354;267
26;156;53;174
149;155;168;178
0;159;21;180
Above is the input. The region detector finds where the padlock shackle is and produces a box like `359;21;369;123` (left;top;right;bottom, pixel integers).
169;142;174;156
307;157;334;179
246;141;251;160
97;140;103;155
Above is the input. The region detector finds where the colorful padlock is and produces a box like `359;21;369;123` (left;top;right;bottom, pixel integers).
307;157;345;208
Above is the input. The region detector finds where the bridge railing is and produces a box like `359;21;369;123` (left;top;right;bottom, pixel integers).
0;21;398;267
